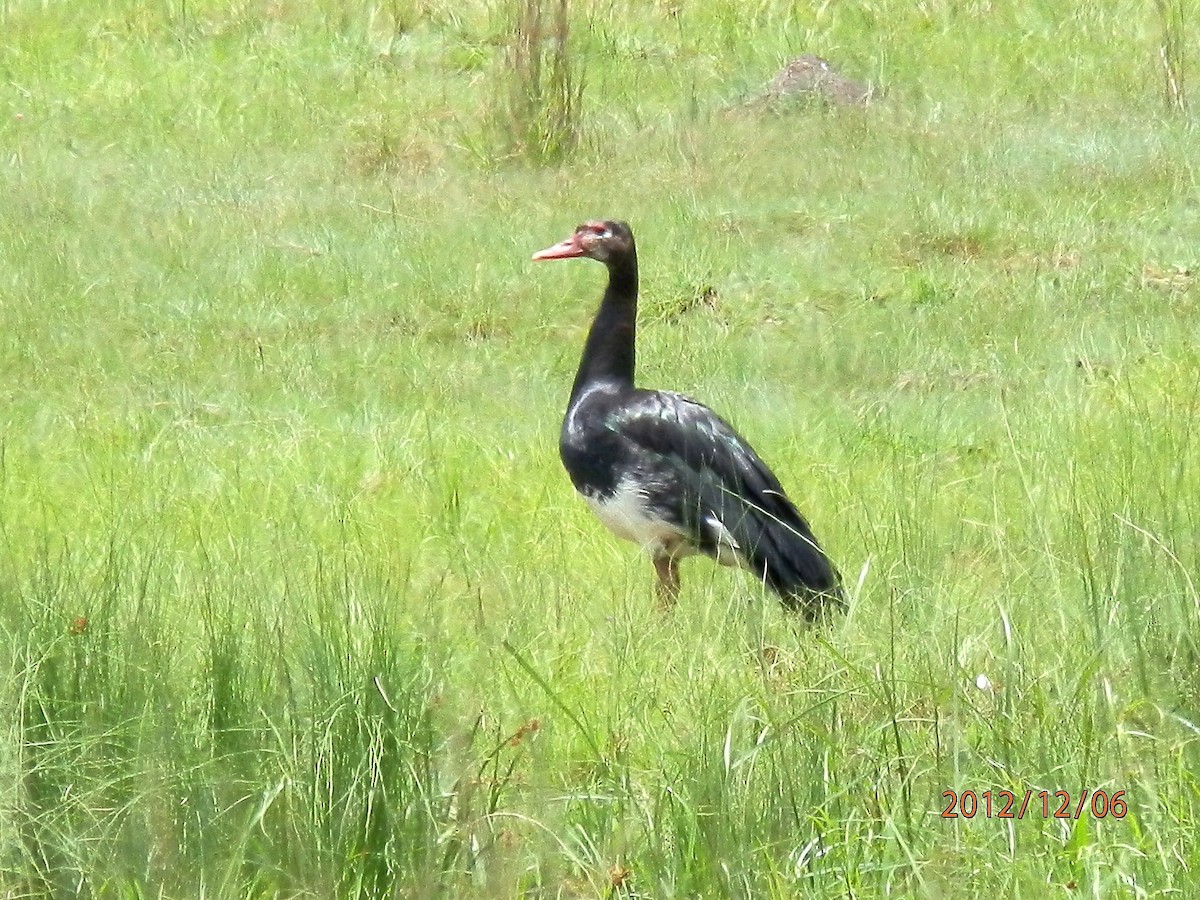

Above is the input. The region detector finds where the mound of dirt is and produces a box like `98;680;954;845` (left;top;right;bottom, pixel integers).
747;54;877;109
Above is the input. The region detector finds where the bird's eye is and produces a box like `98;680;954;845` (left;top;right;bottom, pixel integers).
578;222;611;241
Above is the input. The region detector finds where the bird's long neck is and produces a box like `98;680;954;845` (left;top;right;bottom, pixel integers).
569;252;638;404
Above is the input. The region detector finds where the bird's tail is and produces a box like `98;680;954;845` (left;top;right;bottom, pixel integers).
735;493;845;621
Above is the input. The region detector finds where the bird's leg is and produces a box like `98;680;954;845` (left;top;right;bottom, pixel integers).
653;556;680;611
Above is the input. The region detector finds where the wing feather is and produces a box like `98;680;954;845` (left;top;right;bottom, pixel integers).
610;391;842;612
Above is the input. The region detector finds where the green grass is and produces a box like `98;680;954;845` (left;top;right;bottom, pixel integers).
2;0;1200;896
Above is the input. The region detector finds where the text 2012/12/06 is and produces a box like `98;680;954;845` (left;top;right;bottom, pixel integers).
941;789;1128;820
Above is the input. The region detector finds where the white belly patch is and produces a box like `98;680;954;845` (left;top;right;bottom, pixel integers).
584;479;691;558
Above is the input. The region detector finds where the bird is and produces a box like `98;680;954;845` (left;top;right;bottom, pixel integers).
532;219;845;621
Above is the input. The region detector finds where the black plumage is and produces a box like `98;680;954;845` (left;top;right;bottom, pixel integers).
533;219;844;619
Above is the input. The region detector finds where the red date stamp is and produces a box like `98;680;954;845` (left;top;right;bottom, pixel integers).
941;789;1128;820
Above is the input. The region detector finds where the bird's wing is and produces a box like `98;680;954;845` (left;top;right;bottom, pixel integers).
608;391;840;602
610;390;784;499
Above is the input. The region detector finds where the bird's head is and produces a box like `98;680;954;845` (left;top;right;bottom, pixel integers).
532;220;635;268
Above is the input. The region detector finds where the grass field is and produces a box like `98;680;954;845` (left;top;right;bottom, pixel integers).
2;0;1200;896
